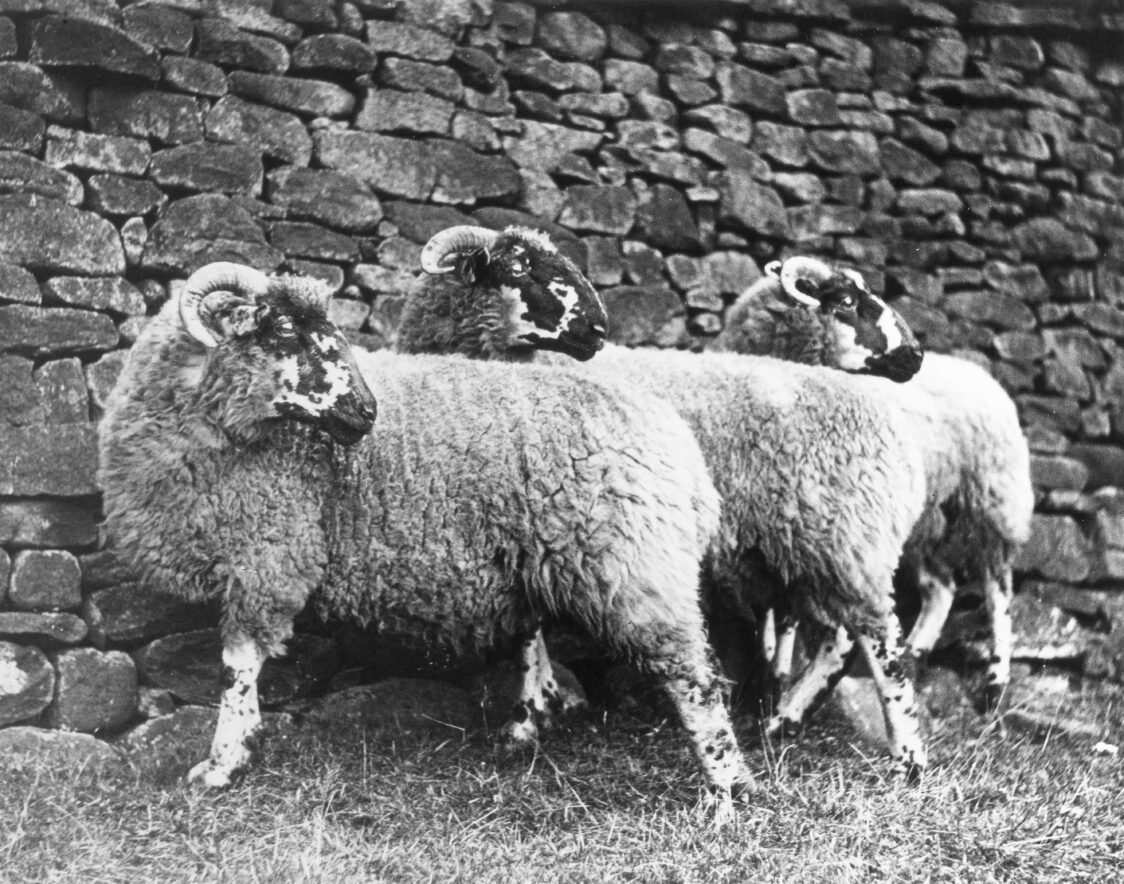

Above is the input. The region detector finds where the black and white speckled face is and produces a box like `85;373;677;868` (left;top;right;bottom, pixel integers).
822;269;923;382
465;229;608;361
258;293;376;444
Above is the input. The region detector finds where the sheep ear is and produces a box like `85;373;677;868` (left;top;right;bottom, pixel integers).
453;247;490;286
764;261;782;279
200;293;267;341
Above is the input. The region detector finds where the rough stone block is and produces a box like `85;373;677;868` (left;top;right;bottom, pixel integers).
0;103;45;151
84;583;215;647
315;129;437;201
0;642;55;726
0;726;125;770
1068;444;1124;491
88;87;202;145
122;4;194;54
150;142;262;196
33;357;88;423
0;354;38;424
0;150;82;205
450;46;502;93
431;141;522;205
9;549;82;611
1031;455;1090;491
142;194;282;275
634;184;702;253
502;120;602;173
43;277;145;316
44;125;150;175
0;499;98;548
538;11;607;62
493;1;536;46
205;95;310;167
161;56;228;98
378;57;463;100
751;121;808;167
0;62;85;124
1013;514;1092;583
356;88;454;135
79;550;138;592
601;285;683;346
270;221;359;262
1012;218;1098;262
717;174;790;238
808;129;881;175
266;167;383;234
0;305;118;358
196;19;289;74
365;20;454;61
229;70;355;117
87;173;166;216
44;647;137;733
558;185;636;235
84;348;128;418
603;58;658;96
292;33;374;72
30;15;161;81
716;62;786;114
0;612;87;646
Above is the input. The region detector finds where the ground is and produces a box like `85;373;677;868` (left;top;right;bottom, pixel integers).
1;672;1122;884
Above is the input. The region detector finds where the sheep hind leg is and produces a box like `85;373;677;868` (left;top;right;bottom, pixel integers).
499;628;585;745
905;565;956;662
853;614;927;784
765;624;852;737
982;567;1014;713
188;636;266;789
769;612;799;705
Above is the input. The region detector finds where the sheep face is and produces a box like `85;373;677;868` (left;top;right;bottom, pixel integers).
194;284;377;446
770;260;923;383
449;228;608;361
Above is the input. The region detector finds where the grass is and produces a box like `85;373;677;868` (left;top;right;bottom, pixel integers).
2;674;1122;884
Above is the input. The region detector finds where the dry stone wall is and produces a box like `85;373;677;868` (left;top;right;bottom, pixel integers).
1;0;1124;738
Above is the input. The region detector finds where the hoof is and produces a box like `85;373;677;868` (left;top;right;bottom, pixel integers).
187;760;238;789
982;682;1008;716
497;717;539;748
763;715;801;739
891;760;925;786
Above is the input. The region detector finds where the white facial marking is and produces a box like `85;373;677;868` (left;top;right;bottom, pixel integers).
511;227;558;254
832;322;873;371
276;333;353;416
876;305;904;349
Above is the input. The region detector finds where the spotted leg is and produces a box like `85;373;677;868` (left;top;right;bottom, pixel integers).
982;567;1014;712
905;564;956;658
499;627;586;744
854;613;927;783
765;623;852;736
188;636;266;788
770;612;799;702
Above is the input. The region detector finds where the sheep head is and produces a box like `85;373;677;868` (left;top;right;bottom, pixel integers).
419;225;608;361
179;262;377;445
766;257;924;383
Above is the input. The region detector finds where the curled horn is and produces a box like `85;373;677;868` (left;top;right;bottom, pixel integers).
778;256;835;308
179;262;271;348
764;260;783;279
420;225;501;274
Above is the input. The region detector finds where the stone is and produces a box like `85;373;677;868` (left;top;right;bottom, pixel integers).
84;349;128;417
603;58;658;96
43;647;137;733
880;137;941;185
33;357;87;423
683;104;752;143
449;47;502;94
9;549;81;611
1071;304;1124;338
558;91;629;119
161;56;228;97
0;356;39;424
504;120;603;174
315;129;437;200
87;174;166;216
123;4;193;52
786;88;841;126
634;184;702;254
117;705;218;756
601;286;683;346
0;726;125;770
0;103;44;152
432;141;521;205
538;11;606;62
0;62;83;124
1031;455;1090;491
266;167;383;234
0;150;80;207
327;297;370;330
229;70;354;117
1010;594;1084;661
195;19;289;75
0;499;98;548
303;679;478;736
943;291;1036;330
684;129;768;177
378;57;463;100
897;188;963;215
45;129;148;180
807;130;880;175
88;87;202;145
751;121;809;167
1012;218;1098;262
356;88;454;135
142;194;281;275
0;641;54;726
0;303;118;358
621;241;664;287
30;14;160;80
292;33;375;72
715;62;786;114
84;583;214;648
208;98;309;166
380;201;472;244
1013;515;1092;582
136;685;176;720
993;331;1045;363
43;277;144;317
365;20;454;62
149;142;262;196
270;221;359;262
1068;444;1124;490
717;174;790;238
0;612;87;645
558;185;637;235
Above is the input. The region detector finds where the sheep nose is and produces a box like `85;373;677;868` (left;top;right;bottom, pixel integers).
590;323;607;340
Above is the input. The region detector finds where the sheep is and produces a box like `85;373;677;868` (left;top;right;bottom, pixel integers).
718;258;1034;714
402;226;934;782
97;261;752;799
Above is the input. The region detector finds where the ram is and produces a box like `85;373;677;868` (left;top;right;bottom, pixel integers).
402;226;932;781
98;262;751;800
717;259;1033;713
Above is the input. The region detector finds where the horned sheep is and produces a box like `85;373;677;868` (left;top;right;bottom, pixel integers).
716;262;1034;714
401;225;933;781
97;261;752;799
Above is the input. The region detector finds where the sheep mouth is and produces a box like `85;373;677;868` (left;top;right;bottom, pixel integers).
549;332;605;363
867;345;924;383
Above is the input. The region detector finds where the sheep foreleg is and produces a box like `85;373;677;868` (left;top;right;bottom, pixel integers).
500;628;584;744
982;567;1014;712
765;624;851;735
905;565;955;659
188;636;266;788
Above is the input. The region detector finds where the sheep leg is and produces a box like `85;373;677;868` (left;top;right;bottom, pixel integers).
982;567;1014;712
765;624;851;736
905;565;956;659
188;636;266;789
770;612;798;702
500;628;585;744
853;616;927;783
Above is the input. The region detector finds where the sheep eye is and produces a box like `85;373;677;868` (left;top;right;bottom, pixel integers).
274;320;297;338
509;261;527;276
836;296;856;312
